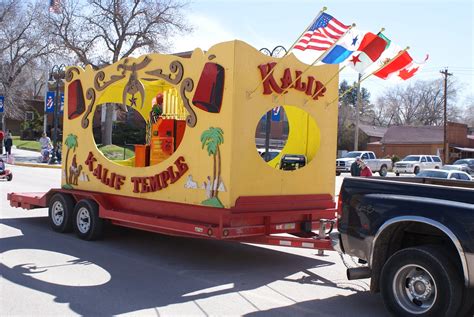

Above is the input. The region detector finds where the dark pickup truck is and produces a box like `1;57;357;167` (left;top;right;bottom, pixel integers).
332;177;474;317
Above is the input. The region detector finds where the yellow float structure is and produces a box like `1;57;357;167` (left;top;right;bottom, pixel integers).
61;40;339;209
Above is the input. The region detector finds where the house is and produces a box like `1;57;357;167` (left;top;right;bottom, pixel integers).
367;122;474;163
3;98;63;139
358;123;387;143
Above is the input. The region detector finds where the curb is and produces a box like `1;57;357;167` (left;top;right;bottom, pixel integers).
12;162;62;169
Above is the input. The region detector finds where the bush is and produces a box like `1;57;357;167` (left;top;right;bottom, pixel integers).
390;155;401;164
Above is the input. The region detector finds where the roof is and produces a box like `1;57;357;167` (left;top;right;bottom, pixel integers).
359;124;387;138
454;147;474;153
382;125;443;144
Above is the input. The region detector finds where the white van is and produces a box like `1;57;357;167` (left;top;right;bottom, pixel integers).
393;155;443;176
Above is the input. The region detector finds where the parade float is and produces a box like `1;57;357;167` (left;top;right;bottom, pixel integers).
8;40;339;249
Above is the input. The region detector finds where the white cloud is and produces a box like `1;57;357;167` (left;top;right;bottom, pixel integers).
171;14;236;53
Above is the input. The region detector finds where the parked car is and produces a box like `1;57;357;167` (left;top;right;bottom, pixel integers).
393;155;442;176
336;151;392;176
417;168;472;180
443;158;474;175
332;176;474;316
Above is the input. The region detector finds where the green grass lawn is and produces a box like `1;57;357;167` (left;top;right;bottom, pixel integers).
97;144;135;160
12;136;42;152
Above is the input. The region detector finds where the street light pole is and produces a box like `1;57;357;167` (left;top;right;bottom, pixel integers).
259;46;287;162
48;64;66;164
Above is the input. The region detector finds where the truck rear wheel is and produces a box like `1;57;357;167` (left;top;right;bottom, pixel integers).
48;193;75;233
336;171;341;176
380;246;462;317
379;165;388;177
73;199;104;240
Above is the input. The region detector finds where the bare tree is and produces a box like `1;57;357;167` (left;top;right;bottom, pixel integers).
47;0;191;145
372;79;461;127
0;1;53;125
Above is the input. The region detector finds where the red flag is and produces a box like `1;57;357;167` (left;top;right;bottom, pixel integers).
397;54;430;80
373;51;413;79
348;32;388;73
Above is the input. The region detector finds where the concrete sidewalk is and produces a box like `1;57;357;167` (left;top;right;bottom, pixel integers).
1;146;61;169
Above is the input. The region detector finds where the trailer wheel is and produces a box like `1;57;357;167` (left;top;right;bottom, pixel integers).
380;246;462;317
48;193;75;233
73;199;103;240
379;165;388;177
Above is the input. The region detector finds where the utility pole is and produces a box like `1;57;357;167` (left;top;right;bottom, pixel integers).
440;68;452;164
354;73;362;151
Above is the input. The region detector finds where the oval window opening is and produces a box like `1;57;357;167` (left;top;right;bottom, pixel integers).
255;105;320;171
92;96;187;167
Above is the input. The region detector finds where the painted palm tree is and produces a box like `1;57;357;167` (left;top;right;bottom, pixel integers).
63;133;78;189
200;127;224;208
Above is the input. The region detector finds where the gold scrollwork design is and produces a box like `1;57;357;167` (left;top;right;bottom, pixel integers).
143;60;184;85
65;67;81;82
81;88;96;129
94;71;126;92
180;78;196;127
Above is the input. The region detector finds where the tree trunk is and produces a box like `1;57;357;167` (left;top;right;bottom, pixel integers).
212;152;216;197
64;148;70;184
102;104;114;145
215;147;221;198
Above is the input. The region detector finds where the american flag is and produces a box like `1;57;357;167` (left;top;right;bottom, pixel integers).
293;13;349;51
49;0;61;14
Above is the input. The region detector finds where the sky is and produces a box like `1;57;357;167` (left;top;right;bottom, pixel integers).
172;0;474;105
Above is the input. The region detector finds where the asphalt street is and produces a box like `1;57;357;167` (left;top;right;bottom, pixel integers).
1;165;389;316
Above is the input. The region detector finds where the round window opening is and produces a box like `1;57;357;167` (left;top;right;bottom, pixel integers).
92;97;187;167
254;105;320;171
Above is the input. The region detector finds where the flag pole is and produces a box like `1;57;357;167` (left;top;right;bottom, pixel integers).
325;46;410;107
273;23;355;105
247;6;327;98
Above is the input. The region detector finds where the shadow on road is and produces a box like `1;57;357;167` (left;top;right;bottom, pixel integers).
0;216;386;316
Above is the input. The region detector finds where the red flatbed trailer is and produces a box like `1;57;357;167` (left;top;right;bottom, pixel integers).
7;190;336;251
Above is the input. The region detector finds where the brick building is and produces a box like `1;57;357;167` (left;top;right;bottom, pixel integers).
367;122;474;163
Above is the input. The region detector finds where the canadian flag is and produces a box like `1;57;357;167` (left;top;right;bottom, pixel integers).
397;54;429;81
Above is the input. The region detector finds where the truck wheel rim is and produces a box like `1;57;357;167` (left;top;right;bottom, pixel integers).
51;201;64;226
393;264;437;314
77;207;91;234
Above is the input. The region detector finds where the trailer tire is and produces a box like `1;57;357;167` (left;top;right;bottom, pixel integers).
380;246;462;317
48;193;75;233
73;199;103;241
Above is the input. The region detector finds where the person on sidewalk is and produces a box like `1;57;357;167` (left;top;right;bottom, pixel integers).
0;130;4;155
359;160;373;177
4;131;13;156
350;157;362;176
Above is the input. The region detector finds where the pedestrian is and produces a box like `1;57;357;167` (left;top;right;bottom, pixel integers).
0;130;4;155
359;160;373;177
351;157;362;176
39;132;52;150
4;131;13;156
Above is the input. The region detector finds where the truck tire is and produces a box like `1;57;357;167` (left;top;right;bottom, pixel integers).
336;171;341;176
396;172;400;176
48;193;75;233
380;246;462;317
73;199;104;241
414;166;420;175
7;173;12;181
379;165;388;177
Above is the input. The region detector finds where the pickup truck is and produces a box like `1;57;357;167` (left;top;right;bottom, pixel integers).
336;151;392;177
332;176;474;316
